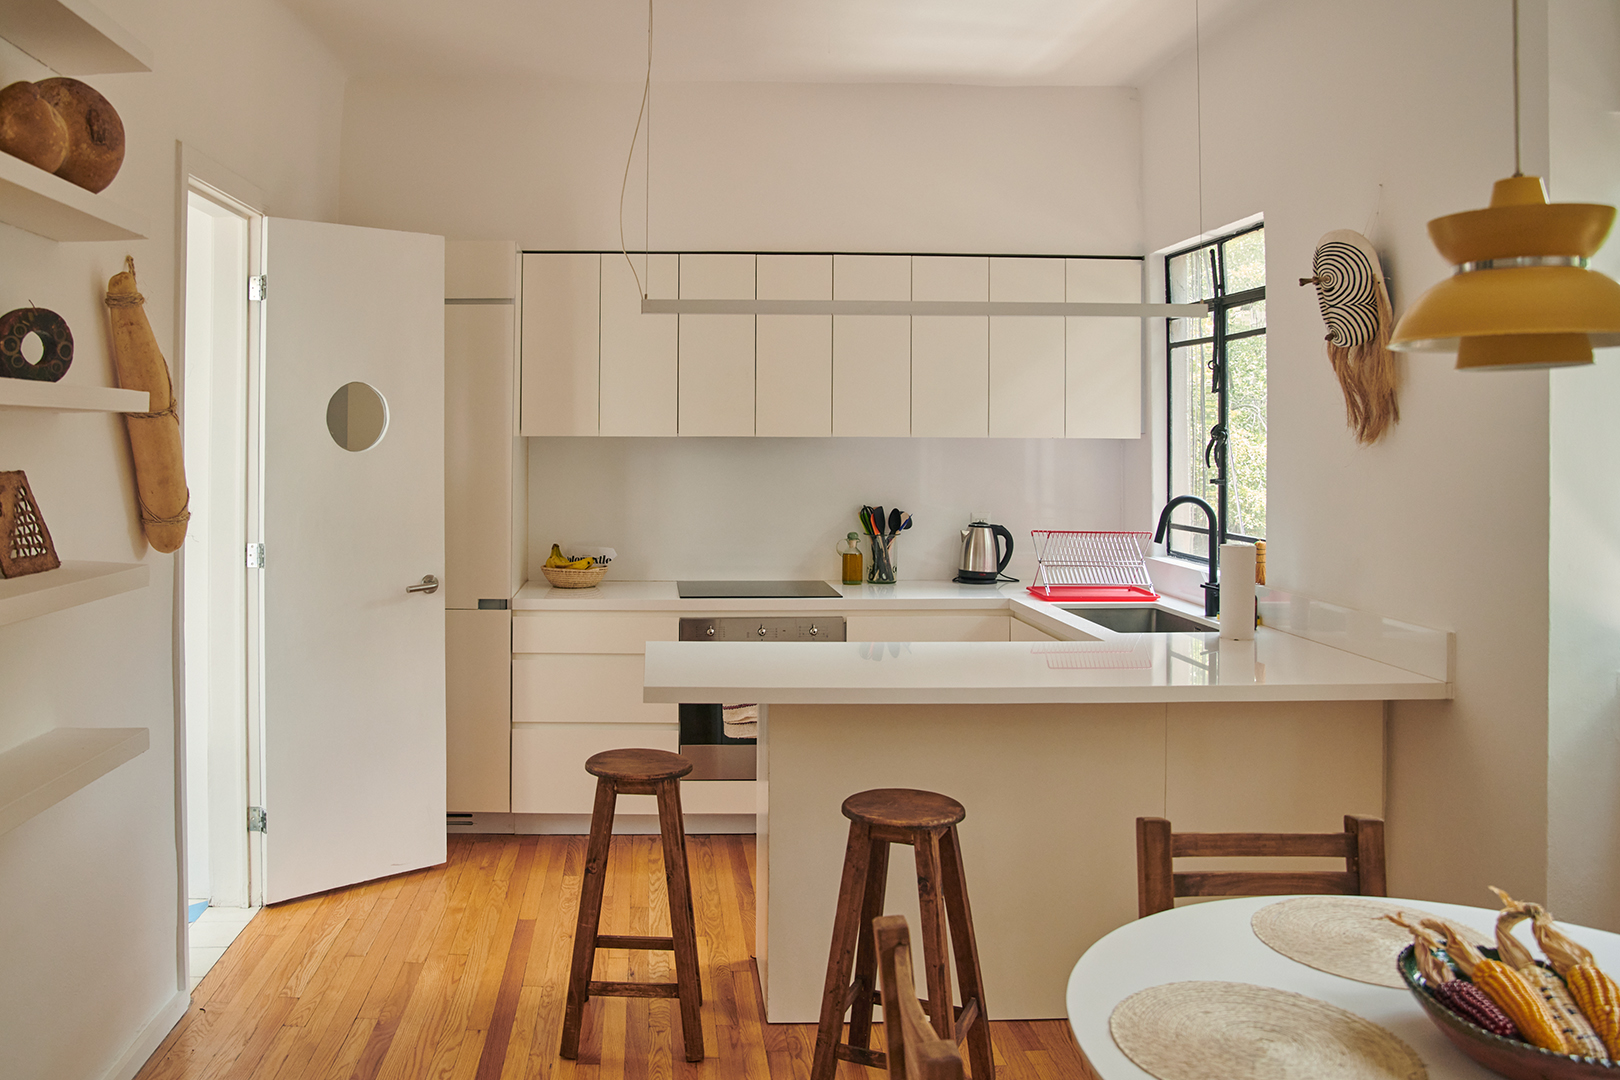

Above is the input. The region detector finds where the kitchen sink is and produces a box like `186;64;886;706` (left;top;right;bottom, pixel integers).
1060;605;1213;634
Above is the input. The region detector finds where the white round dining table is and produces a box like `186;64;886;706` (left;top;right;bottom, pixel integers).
1066;895;1620;1080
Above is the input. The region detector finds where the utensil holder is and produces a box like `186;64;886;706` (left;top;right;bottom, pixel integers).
868;535;896;584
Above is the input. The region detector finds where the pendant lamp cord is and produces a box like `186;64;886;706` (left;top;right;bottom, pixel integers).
1511;0;1522;177
619;0;653;299
1194;0;1204;240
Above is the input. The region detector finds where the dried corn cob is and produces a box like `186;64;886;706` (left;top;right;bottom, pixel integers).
1486;891;1608;1059
1387;914;1520;1039
1502;888;1620;1060
1422;916;1571;1053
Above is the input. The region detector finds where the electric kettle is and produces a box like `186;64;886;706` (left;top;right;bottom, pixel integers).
955;517;1015;584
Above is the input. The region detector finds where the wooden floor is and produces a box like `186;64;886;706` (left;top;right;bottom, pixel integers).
137;834;1096;1080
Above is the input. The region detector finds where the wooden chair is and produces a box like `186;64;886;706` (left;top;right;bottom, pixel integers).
875;915;966;1080
1135;815;1386;917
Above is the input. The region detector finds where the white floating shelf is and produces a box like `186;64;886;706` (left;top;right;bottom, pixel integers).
0;560;148;627
0;0;152;75
0;380;148;412
0;149;146;241
0;726;149;836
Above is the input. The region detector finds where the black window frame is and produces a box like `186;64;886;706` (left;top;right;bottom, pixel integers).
1163;221;1266;564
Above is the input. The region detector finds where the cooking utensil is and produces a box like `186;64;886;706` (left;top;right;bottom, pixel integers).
888;507;901;535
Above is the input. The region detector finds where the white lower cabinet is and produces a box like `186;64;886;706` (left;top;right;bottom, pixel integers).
512;722;678;814
512;654;677;725
845;613;1011;642
446;609;512;813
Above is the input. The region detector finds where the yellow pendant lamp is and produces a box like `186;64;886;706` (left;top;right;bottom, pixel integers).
1389;3;1620;370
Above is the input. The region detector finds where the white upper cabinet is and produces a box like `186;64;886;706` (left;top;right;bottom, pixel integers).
989;258;1066;438
600;254;677;436
757;255;833;437
1067;259;1143;439
519;253;599;436
679;254;756;436
833;255;911;437
912;256;989;438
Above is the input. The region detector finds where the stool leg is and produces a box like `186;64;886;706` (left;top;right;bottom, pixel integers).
845;829;891;1053
941;824;993;1080
560;777;618;1060
912;828;955;1042
811;819;875;1080
655;778;705;1063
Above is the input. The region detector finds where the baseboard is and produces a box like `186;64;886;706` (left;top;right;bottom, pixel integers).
447;812;756;835
103;989;189;1080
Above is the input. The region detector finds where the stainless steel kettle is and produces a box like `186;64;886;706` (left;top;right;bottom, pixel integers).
955;517;1015;584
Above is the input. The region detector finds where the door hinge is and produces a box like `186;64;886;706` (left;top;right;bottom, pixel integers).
246;542;265;569
248;275;268;301
248;806;267;833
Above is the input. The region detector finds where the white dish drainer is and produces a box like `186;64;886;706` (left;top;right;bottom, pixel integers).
1028;530;1159;600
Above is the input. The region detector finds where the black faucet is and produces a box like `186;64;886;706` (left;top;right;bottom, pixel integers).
1154;495;1221;618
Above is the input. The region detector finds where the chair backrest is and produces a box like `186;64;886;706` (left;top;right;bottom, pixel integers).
1135;815;1386;918
874;915;966;1080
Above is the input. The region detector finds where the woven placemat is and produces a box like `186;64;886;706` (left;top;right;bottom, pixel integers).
1251;896;1490;988
1110;981;1427;1080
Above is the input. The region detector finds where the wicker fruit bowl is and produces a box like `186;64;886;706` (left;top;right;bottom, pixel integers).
541;563;609;589
1399;945;1618;1079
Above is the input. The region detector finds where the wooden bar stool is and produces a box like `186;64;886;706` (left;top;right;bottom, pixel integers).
559;748;704;1063
809;788;992;1080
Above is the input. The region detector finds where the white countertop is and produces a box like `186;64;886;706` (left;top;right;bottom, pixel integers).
517;577;1452;704
514;578;1024;611
642;629;1450;704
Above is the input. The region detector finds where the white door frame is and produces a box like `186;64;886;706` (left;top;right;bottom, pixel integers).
173;144;266;992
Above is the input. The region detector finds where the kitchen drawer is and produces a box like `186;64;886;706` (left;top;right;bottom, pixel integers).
680;780;757;816
512;722;678;814
845;613;1011;642
512;612;678;654
513;653;678;725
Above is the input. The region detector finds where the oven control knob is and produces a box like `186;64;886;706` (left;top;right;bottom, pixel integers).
809;625;819;637
706;626;715;637
758;625;768;638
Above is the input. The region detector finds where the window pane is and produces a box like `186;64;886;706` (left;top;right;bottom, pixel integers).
1168;247;1216;304
1168;340;1219;559
1225;332;1267;539
1170;315;1213;342
1225;298;1265;335
1222;228;1265;293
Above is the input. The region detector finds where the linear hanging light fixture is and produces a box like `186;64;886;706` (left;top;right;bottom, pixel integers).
1389;0;1620;369
619;1;1209;321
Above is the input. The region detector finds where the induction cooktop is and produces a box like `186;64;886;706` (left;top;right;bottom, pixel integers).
676;580;843;599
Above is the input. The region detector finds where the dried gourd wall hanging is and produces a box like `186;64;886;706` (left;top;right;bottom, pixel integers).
106;257;189;553
0;470;60;577
1301;230;1399;444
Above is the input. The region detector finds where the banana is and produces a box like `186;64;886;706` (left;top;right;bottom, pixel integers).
568;557;595;569
545;543;568;568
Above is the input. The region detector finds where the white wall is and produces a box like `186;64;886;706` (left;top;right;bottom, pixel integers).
0;1;345;1076
341;78;1153;579
1141;0;1560;911
1547;0;1620;926
529;436;1138;583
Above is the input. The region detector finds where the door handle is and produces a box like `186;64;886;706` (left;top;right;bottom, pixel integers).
406;575;439;595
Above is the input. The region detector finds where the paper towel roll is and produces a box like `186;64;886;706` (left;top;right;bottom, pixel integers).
1220;542;1257;641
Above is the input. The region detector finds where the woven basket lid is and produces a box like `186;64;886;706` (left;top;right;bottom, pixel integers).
1110;980;1427;1080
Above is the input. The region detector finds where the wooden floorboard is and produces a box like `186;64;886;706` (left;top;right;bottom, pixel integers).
138;835;1093;1080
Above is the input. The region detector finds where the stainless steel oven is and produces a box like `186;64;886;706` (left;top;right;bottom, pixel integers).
676;615;846;780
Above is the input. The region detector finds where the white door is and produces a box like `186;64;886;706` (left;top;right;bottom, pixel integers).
259;218;446;904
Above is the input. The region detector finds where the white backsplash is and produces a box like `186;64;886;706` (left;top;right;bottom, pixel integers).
529;437;1144;584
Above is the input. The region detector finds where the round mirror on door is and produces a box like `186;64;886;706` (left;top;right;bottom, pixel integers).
325;381;389;452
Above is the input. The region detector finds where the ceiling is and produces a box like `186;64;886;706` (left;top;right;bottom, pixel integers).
277;0;1261;87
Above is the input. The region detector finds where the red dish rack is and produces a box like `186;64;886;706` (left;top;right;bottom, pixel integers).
1026;530;1159;602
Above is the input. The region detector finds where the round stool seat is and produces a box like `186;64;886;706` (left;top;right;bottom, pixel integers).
585;748;694;782
841;787;965;829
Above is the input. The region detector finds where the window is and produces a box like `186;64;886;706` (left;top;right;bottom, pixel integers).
1165;223;1266;562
